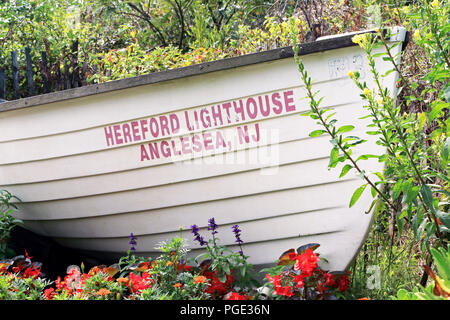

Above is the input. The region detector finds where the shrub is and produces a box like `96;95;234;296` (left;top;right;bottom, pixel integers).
0;190;22;259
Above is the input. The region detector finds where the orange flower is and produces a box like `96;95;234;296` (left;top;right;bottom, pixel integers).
138;262;151;270
358;297;370;300
88;266;100;276
173;283;182;288
193;275;207;284
117;277;129;284
166;261;173;267
96;288;111;296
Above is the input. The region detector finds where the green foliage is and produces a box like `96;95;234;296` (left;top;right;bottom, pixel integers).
349;28;448;253
292;0;448;299
0;272;51;300
346;228;422;300
0;190;22;259
231;16;303;54
191;221;260;292
294;14;448;260
394;246;450;300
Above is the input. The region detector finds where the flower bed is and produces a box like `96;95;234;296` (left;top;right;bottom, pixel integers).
0;218;350;300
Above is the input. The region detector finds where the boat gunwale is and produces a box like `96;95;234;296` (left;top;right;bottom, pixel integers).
0;34;364;113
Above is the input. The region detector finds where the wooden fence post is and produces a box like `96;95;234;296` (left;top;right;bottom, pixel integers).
11;51;20;99
41;51;50;93
25;47;35;96
2;43;90;100
71;40;79;88
0;69;5;100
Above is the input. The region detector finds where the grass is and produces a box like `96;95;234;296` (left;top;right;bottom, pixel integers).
344;223;423;300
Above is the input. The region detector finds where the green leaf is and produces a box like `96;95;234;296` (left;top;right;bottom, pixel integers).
218;272;227;283
300;110;314;117
371;186;377;198
309;129;327;137
356;154;379;162
337;125;355;134
401;179;413;204
442;137;449;163
339;164;353;178
430;247;450;282
428;101;449;123
378;154;389;162
420;184;436;214
396;288;413;300
350;184;367;208
241;265;246;278
397;215;405;235
328;146;339;168
416;218;427;242
392;180;403;201
436;210;450;230
383;69;396;78
444;86;450;102
412;211;423;237
223;263;231;276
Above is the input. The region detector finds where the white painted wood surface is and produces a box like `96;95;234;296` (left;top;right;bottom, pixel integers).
0;29;406;271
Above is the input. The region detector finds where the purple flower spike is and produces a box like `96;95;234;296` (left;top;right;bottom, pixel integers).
231;225;243;244
129;233;138;251
208;217;218;235
190;224;207;246
190;224;200;235
231;224;244;256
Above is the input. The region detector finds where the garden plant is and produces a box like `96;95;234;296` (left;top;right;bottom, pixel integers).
1;218;351;300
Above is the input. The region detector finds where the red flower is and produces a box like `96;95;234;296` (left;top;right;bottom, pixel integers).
293;274;305;288
293;249;320;277
226;292;249;300
324;272;337;288
265;274;294;297
276;285;294;297
24;250;33;260
203;270;235;298
176;263;192;272
63;268;82;294
44;288;56;300
338;275;350;292
22;266;41;279
316;281;327;293
55;276;64;290
128;272;152;294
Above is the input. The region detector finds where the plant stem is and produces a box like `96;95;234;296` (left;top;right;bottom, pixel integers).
295;54;397;212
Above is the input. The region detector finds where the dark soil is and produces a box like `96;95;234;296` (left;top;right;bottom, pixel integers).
8;227;108;280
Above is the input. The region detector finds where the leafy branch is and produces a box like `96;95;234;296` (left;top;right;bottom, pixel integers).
356;30;447;246
292;42;396;212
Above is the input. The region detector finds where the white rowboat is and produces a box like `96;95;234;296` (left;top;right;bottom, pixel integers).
0;28;407;271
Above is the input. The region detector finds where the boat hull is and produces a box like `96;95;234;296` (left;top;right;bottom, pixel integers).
0;30;406;271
